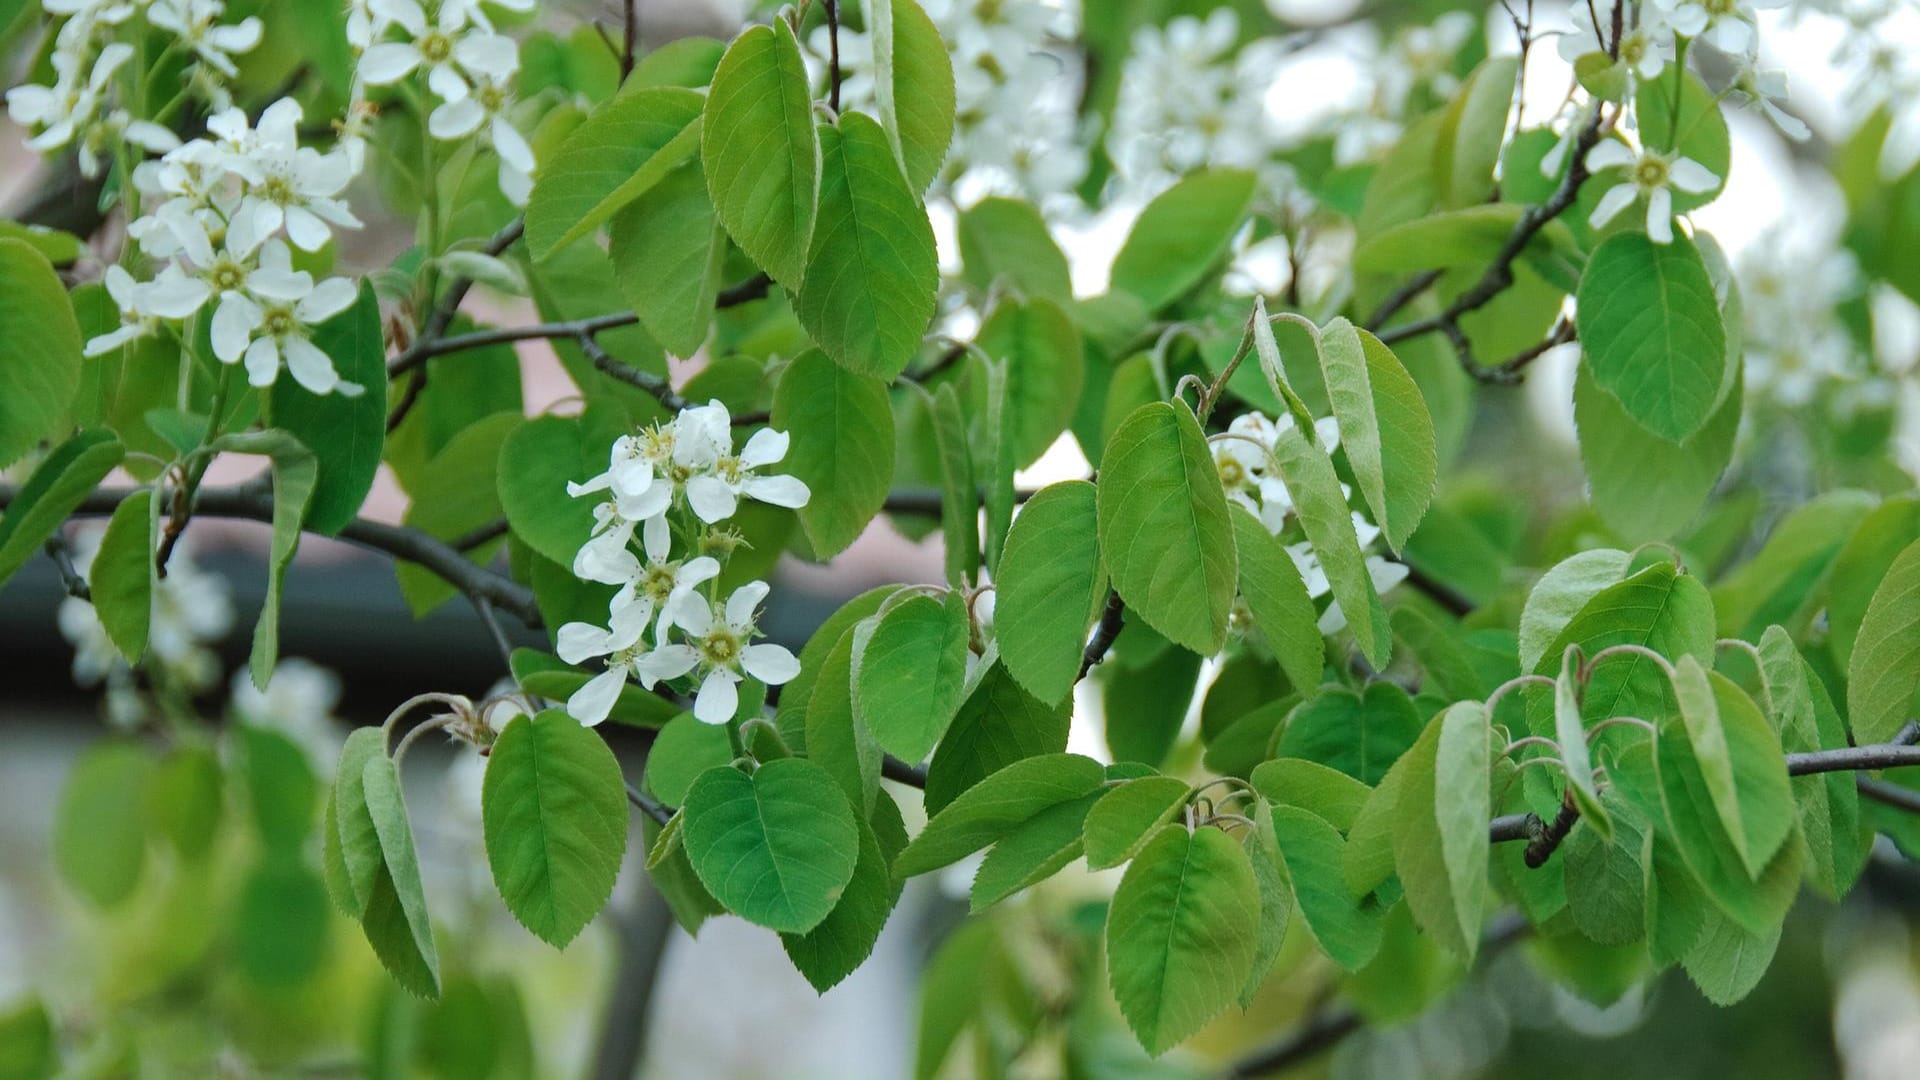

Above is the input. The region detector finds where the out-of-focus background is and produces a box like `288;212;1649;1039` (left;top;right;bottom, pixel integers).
6;0;1920;1077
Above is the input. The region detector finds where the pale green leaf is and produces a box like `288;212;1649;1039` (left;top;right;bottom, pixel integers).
608;161;725;357
1391;702;1490;960
894;752;1105;878
996;480;1105;706
702;20;818;287
1083;776;1190;869
772;348;895;557
0;238;81;468
681;758;861;933
88;489;153;663
1847;537;1920;745
1229;505;1323;693
1109;169;1257;312
853;591;971;762
1269;423;1391;667
1314;320;1437;552
0;429;123;589
1575;231;1725;443
527;86;704;259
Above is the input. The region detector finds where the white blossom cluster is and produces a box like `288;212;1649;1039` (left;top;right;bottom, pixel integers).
6;0;262;177
1108;10;1286;193
1737;219;1867;407
85;98;368;395
57;526;233;725
806;0;1089;205
557;402;812;727
1209;411;1409;638
350;0;538;204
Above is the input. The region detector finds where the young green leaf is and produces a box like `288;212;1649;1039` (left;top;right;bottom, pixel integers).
54;741;150;907
1554;648;1612;842
1517;548;1633;672
526;87;704;259
329;726;387;918
0;429;123;589
269;283;384;535
87;489;154;663
1083;776;1191;869
681;759;862;934
808;615;884;813
968;789;1102;911
975;296;1085;469
1105;825;1261;1055
210;431;318;688
496;415;601;569
771;348;895;557
482;710;629;947
1241;798;1295;1005
1109;169;1257;312
1096;401;1238;656
1315;319;1437;552
1575;232;1725;443
1275;683;1421;787
796;113;939;380
1846;537;1920;745
359;753;442;998
607;161;726;358
1757;627;1865;899
1249;758;1371;832
1268;423;1392;668
702;20;819;287
867;0;956;193
1229;505;1324;692
1434;55;1519;207
923;383;979;586
852;591;971;762
923;660;1073;814
0;238;82;468
1270;804;1384;971
781;793;910;991
995;480;1104;705
1390;702;1490;961
957;196;1072;303
1826;496;1920;671
894;752;1105;878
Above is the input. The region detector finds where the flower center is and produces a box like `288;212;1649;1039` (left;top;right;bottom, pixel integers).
1634;155;1669;189
611;642;647;668
478;83;508;112
420;31;453;63
700;629;742;667
263;304;298;337
1218;456;1246;489
642;564;679;601
1703;0;1735;15
260;173;295;206
716;455;744;485
1621;33;1646;65
209;258;245;292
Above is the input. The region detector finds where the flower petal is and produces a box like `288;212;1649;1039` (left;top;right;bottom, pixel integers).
740;643;800;686
556;621;615;664
725;580;770;629
693;669;739;724
566;667;627;727
1588;182;1637;229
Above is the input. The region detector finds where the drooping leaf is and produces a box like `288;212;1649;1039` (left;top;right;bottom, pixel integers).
1270;804;1384;971
924;658;1073;814
958;196;1072;303
1757;626;1865;899
1105;825;1261;1055
680;758;861;933
1554;647;1612;841
360;753;442;998
968;788;1101;911
867;0;956;193
974;296;1085;469
795;113;939;380
1575;231;1725;443
481;710;629;947
1096;401;1238;656
996;480;1105;706
1434;55;1519;208
1229;505;1324;694
781;793;910;991
0;429;123;589
210;430;318;688
1846;537;1920;745
1083;776;1191;870
87;489;154;663
1827;496;1920;671
1517;548;1632;672
772;348;895;557
1314;320;1437;552
527;86;704;258
1390;702;1490;960
1269;423;1392;667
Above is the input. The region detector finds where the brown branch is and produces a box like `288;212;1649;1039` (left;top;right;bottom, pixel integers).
1078;590;1126;680
823;0;843;113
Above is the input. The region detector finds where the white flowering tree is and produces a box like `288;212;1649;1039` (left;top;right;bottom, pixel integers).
5;0;1920;1073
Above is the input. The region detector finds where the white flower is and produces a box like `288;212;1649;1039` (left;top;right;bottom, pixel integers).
579;512;722;647
213;99;362;252
557;601;654;727
1584;141;1720;244
7;41;132;154
1556;0;1676;85
229;657;345;772
1652;0;1787;58
83;265;200;357
358;0;518;100
1731;68;1811;142
1209;410;1342;534
428;70;535;205
570;430;676;513
208;241;361;394
147;0;263;79
684;426;812;525
57;527;231;691
641;582;801;725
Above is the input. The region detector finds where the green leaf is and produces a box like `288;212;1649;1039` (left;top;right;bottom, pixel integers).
1846;537;1920;745
269;282;384;535
360;753;442;998
1680;843;1800;1005
0;995;57;1080
1435;56;1518;208
1275;682;1421;787
775;585;899;746
1250;758;1371;832
924;657;1072;813
1096;401;1238;656
54;741;150;907
608;161;726;357
1270;804;1384;971
0;238;81;468
0;429;123;589
1105;825;1261;1055
957;196;1072;303
238;723;316;852
526;86;704;259
1104;634;1202;769
781;793;909;991
703;19;819;287
1554;648;1612;842
969;788;1101;911
1109;169;1257;312
1241;799;1295;1005
1561;793;1646;945
808;616;883;813
772;348;895;557
681;758;861;933
1827;495;1920;671
1575;231;1725;443
1352;204;1582;294
1531;561;1715;737
496;414;600;569
328;726;387;918
1713;489;1875;642
1518;548;1632;672
1083;776;1190;869
1315;320;1436;552
148;743;223;860
796;113;939;380
482;710;629;947
923;383;979;586
1391;606;1486;703
868;0;955;193
234;860;331;989
1575;354;1742;541
975;296;1085;469
853;591;971;761
1653;709;1796;933
211;431;318;687
1229;506;1323;693
1269;423;1392;667
996;480;1105;706
1390;702;1490;960
1757;627;1865;899
642;713;731;807
894;752;1105;877
395;413;518;616
88;489;154;663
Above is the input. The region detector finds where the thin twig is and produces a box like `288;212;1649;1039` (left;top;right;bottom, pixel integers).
823;0;843;112
1078;590;1126;680
621;0;638;81
625;781;673;825
44;535;90;601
